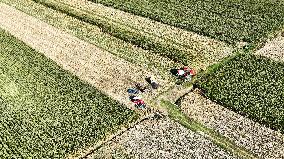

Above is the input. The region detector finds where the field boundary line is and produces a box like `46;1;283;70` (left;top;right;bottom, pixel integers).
180;89;284;158
0;2;257;159
0;2;172;111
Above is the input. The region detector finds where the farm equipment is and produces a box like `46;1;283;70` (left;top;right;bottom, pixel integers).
127;77;160;109
173;66;196;81
127;88;139;94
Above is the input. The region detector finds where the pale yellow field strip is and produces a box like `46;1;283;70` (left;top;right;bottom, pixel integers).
181;90;284;159
255;35;284;62
91;117;237;159
0;3;172;109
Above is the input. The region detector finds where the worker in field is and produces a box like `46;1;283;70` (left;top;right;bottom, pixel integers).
135;83;148;93
129;96;146;109
145;77;159;89
176;66;196;80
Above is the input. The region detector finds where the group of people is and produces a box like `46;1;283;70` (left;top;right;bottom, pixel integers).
127;77;159;109
128;66;196;110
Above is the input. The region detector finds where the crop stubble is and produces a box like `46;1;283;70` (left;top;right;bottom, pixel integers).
180;89;284;159
0;0;180;81
256;33;284;62
59;0;233;69
91;117;237;159
32;0;234;70
91;0;284;45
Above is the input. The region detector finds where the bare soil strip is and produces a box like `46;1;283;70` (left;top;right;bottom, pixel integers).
255;33;284;62
180;89;284;159
90;117;237;159
0;3;173;111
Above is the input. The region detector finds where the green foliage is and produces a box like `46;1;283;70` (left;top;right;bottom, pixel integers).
196;54;284;133
91;0;284;44
0;29;138;158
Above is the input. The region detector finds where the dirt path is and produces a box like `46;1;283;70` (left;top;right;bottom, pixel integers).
255;34;284;62
180;89;284;159
0;3;173;111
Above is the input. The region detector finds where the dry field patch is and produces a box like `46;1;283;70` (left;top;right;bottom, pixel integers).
255;33;284;62
91;117;237;159
1;0;180;81
40;0;234;70
180;89;284;159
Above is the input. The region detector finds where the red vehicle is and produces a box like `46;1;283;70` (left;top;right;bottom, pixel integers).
130;96;146;109
176;67;196;80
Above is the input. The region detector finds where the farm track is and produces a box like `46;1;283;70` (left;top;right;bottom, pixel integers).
180;89;284;159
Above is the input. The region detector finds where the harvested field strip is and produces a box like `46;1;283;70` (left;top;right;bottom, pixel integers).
0;28;138;158
180;89;284;158
159;100;256;159
61;0;213;49
91;117;237;159
32;0;233;68
92;0;284;45
196;53;284;133
1;0;180;80
255;33;284;62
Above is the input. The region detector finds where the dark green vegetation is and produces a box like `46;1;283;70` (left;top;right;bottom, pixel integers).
92;0;284;45
196;53;284;133
0;29;138;158
160;100;255;159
